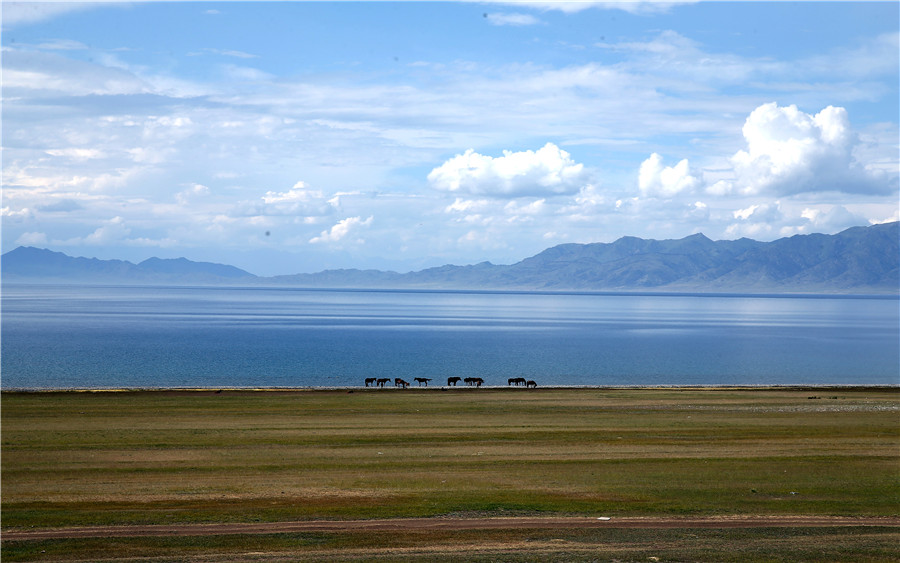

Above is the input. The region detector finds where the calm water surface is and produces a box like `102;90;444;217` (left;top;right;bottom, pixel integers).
2;284;898;388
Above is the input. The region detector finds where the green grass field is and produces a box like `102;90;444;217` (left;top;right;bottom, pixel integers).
2;387;898;561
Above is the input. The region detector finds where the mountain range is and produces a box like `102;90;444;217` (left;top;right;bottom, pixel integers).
2;221;898;293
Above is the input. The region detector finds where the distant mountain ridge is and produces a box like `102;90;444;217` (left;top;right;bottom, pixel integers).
2;222;898;293
1;247;255;284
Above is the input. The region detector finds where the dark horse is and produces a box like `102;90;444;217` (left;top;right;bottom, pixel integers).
447;377;461;386
365;377;377;387
508;377;527;386
376;378;390;387
526;380;537;388
395;378;410;388
414;377;432;386
464;377;484;387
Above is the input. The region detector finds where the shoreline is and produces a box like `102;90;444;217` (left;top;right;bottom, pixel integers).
3;384;898;394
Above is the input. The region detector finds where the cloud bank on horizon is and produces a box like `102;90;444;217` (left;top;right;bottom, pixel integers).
1;1;898;275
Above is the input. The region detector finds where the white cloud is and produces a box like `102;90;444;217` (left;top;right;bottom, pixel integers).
794;205;867;235
723;202;870;239
428;143;589;197
2;206;33;220
729;103;892;196
638;153;701;198
45;148;107;161
732;202;783;223
15;232;49;246
1;3;100;26
309;216;373;245
2;49;151;96
485;12;541;26
872;209;900;225
83;216;130;245
237;182;336;217
486;1;696;15
175;183;211;205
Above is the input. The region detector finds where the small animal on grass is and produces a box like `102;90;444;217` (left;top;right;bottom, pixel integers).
526;380;537;388
376;378;390;387
414;377;432;386
447;377;461;386
365;377;377;387
464;377;484;387
508;377;526;386
394;378;409;388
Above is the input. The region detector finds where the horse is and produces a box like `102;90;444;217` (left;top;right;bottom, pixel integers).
526;380;537;388
365;377;377;387
395;378;409;388
376;378;390;387
508;377;526;386
414;377;432;386
447;377;461;386
465;377;484;387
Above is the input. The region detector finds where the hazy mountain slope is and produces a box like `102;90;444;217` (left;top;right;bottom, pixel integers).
2;247;256;284
2;222;897;293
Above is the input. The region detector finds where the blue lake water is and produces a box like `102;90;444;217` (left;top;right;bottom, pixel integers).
2;284;898;389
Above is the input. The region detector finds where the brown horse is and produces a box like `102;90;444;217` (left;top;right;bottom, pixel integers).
526;380;537;388
414;377;432;386
365;377;377;387
394;378;409;388
464;377;484;387
447;377;461;386
508;377;526;386
376;378;390;387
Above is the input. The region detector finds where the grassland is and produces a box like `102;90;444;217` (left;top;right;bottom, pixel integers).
2;387;898;561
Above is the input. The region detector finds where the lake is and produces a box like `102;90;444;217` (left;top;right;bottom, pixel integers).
1;284;898;389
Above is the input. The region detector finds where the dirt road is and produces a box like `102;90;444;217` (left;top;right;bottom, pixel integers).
4;516;899;541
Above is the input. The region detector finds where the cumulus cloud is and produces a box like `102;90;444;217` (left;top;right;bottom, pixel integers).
796;205;867;234
726;103;892;196
724;201;869;239
15;232;49;246
238;182;335;217
309;216;373;244
428;143;589;197
638;153;701;198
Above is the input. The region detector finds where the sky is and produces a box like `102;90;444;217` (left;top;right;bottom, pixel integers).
2;1;898;276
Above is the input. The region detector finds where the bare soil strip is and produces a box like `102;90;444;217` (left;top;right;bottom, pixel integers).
4;516;899;541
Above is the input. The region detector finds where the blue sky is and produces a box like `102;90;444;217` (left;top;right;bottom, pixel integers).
2;1;898;275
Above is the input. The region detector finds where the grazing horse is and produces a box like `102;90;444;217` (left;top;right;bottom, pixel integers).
376;378;390;387
464;377;484;387
365;377;377;387
414;377;432;386
526;380;537;388
508;377;527;386
394;378;409;388
447;377;461;386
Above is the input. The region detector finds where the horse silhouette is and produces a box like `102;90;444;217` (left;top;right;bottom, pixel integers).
395;378;409;388
447;377;461;386
376;378;390;387
365;377;377;387
508;377;526;386
414;377;432;386
526;380;537;388
464;377;484;387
